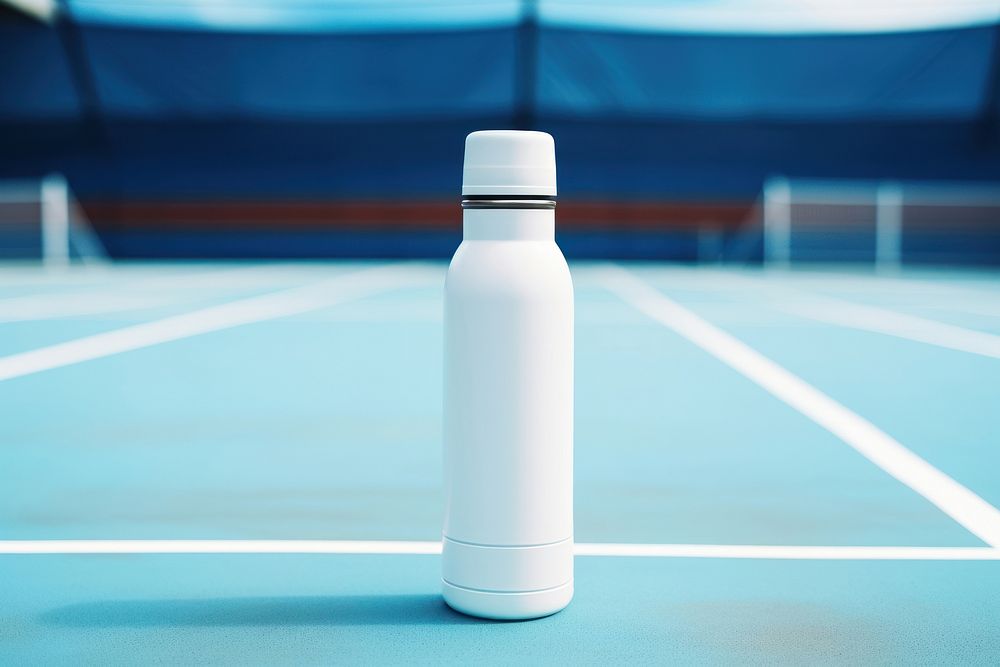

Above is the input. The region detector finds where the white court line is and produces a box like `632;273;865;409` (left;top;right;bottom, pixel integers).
760;270;1000;304
933;299;1000;319
780;298;1000;360
573;543;1000;560
0;540;997;560
696;270;1000;357
679;269;1000;358
0;264;351;323
0;262;337;289
0;263;435;383
598;265;1000;548
0;293;175;323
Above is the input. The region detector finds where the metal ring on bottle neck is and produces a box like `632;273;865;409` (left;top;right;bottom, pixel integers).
462;200;556;210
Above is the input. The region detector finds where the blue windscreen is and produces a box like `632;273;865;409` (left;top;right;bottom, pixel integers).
0;18;81;119
1;2;997;204
82;26;518;119
539;26;995;120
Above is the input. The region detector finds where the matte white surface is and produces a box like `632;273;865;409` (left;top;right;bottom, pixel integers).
442;579;574;621
461;130;557;196
442;537;573;592
443;138;573;618
443;209;573;542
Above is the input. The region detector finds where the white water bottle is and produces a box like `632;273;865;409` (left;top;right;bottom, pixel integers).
442;130;574;620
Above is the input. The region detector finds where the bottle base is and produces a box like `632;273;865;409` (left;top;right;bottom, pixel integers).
442;579;573;621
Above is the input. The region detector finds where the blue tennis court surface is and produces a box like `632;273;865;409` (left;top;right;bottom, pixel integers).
2;262;999;663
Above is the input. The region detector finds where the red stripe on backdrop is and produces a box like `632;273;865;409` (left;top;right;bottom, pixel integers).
81;200;753;232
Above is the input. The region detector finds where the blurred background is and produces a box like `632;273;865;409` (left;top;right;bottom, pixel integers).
1;0;999;265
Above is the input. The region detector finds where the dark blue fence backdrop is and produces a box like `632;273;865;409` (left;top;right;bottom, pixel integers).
2;4;999;260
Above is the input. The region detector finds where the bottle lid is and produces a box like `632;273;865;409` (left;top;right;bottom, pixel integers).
462;130;556;197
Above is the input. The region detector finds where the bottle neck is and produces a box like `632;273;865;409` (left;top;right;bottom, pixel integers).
462;207;555;241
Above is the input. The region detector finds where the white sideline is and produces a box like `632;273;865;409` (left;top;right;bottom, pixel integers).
0;264;434;382
0;540;997;560
598;265;1000;548
780;298;1000;360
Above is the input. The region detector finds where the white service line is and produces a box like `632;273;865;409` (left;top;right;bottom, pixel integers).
780;298;1000;360
0;264;435;383
598;265;1000;548
0;540;997;560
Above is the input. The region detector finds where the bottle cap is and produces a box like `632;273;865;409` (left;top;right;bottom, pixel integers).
462;130;556;197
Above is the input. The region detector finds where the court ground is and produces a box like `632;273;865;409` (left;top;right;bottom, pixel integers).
1;261;999;663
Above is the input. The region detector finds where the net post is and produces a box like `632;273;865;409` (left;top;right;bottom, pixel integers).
67;189;110;265
875;181;903;272
762;176;791;268
41;173;70;269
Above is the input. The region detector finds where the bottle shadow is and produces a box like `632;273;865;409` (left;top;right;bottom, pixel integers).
41;593;488;628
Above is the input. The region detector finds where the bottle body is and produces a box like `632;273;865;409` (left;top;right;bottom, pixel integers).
442;207;574;620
